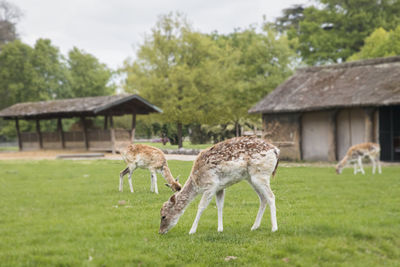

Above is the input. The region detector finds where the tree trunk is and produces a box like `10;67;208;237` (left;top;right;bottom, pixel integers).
177;122;183;148
235;122;241;137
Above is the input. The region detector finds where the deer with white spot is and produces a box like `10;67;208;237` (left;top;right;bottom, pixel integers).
336;142;382;175
159;136;280;234
119;144;181;194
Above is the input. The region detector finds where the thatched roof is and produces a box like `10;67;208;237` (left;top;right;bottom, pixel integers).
0;94;162;120
249;56;400;114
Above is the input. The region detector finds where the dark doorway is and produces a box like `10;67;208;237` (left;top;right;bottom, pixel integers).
379;106;400;161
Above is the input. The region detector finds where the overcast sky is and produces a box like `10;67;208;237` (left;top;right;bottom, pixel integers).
12;0;308;70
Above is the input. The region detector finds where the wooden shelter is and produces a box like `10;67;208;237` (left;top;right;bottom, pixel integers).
249;56;400;162
0;94;162;152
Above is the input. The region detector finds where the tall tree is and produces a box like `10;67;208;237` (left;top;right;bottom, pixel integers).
68;47;115;97
0;0;22;49
0;40;37;109
124;13;224;147
275;0;400;64
0;39;72;110
32;39;71;99
348;26;400;61
211;25;297;135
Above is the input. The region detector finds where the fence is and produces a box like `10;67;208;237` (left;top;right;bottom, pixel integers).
19;129;131;151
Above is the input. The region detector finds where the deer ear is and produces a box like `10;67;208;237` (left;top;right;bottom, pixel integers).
165;183;172;188
169;194;176;204
175;175;180;182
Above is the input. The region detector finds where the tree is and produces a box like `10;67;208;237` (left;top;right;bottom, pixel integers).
68;47;115;97
32;39;71;99
0;39;116;140
211;25;297;136
275;0;400;64
0;40;37;109
0;0;22;49
124;13;224;147
0;39;72;110
348;26;400;61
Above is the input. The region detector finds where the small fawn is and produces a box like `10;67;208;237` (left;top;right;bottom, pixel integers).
119;144;181;193
336;142;382;175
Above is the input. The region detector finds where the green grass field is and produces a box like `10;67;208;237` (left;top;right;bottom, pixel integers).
0;146;18;152
0;160;399;266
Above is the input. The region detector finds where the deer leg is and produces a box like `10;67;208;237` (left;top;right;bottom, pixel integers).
353;162;358;174
248;175;277;232
128;169;134;193
369;156;376;174
215;189;225;232
150;173;154;192
377;158;382;174
358;157;365;175
119;167;130;192
151;171;159;194
189;190;214;235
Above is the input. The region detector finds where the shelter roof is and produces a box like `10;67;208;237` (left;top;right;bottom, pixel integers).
0;94;162;120
249;56;400;114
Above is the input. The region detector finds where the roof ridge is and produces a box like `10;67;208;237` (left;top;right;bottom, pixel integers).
299;56;400;72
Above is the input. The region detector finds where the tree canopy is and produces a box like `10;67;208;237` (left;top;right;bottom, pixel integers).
348;26;400;61
68;47;115;98
0;0;22;49
124;13;297;145
275;0;400;64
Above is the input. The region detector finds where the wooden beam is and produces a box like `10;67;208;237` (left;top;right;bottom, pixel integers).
36;119;43;149
110;116;116;154
15;118;22;151
331;110;338;162
104;115;108;130
297;113;303;161
81;117;89;150
131;113;136;143
363;108;375;143
57;118;65;149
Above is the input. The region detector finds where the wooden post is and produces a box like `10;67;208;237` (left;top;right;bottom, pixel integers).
15;118;22;151
57;118;65;149
331;110;338;162
363;108;375;143
110;116;116;154
36;119;43;149
297;113;303;161
104;115;108;130
81;117;89;150
131;113;136;143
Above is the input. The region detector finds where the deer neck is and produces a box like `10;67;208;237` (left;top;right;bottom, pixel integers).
174;178;200;213
340;155;349;166
162;164;176;185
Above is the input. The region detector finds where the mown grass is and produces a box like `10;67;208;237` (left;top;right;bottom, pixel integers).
0;146;18;152
0;160;399;266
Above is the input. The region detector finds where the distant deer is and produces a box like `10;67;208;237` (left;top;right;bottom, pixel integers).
119;144;181;194
159;136;280;234
336;142;382;175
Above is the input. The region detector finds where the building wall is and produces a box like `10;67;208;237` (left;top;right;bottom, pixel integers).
336;108;367;159
262;113;301;160
262;107;379;162
301;111;336;161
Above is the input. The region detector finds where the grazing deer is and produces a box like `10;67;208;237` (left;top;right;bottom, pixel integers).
119;144;181;194
336;142;382;175
159;136;280;234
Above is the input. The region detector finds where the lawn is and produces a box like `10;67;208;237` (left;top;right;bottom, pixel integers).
0;146;18;152
0;160;399;266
